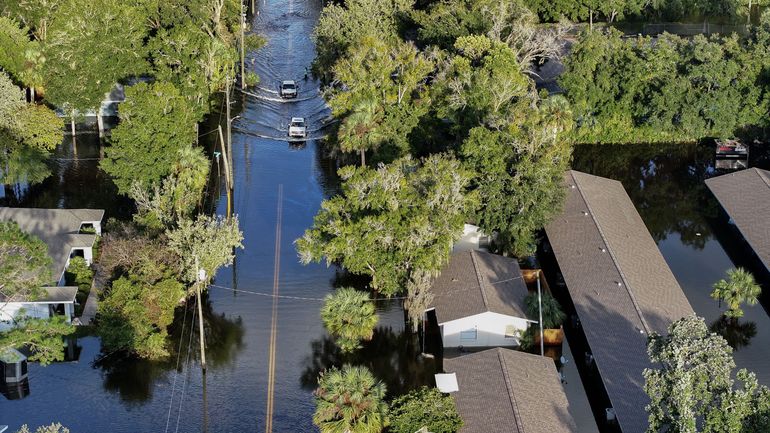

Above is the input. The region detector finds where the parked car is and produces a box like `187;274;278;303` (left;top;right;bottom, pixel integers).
288;117;307;138
280;80;298;99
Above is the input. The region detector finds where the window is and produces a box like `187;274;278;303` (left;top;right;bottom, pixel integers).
460;328;477;341
504;325;517;338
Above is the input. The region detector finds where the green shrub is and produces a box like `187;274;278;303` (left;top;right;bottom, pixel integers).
65;256;93;291
390;386;463;433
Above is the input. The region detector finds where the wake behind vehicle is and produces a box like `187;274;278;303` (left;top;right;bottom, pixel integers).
280;80;298;99
288;117;307;138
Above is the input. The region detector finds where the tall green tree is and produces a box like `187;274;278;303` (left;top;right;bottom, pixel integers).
313;365;389;433
0;17;43;88
0;0;63;41
320;287;379;352
297;154;475;296
644;315;770;433
329;36;433;164
458;90;573;256
98;269;185;359
389;386;463;433
130;146;211;230
43;0;148;132
101;82;198;194
0;316;74;365
0;220;52;302
167;214;244;285
710;268;762;319
313;0;413;82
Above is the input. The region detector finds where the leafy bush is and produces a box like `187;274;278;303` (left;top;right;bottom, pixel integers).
390;386;463;433
524;291;565;329
65;256;93;291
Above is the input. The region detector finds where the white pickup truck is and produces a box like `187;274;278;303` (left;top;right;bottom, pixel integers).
288;117;307;138
280;80;298;99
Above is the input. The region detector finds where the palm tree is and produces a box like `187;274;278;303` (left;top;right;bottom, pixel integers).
710;268;762;319
321;287;378;353
338;99;385;167
313;365;388;433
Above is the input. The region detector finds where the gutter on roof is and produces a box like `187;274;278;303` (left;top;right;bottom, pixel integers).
570;172;652;335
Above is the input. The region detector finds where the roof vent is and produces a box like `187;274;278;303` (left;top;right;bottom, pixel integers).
570;184;576;189
606;408;617;422
435;373;459;393
582;211;589;216
600;247;607;253
615;281;622;287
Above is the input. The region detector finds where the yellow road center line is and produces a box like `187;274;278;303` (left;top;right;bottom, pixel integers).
265;184;283;433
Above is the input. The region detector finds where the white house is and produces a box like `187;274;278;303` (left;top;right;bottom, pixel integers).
0;207;103;329
426;250;535;348
0;287;78;331
0;207;104;286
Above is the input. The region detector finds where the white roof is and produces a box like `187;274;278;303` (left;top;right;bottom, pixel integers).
291;117;305;123
282;80;296;85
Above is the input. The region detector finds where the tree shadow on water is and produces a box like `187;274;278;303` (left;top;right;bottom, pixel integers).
300;326;438;398
93;297;245;404
710;316;757;351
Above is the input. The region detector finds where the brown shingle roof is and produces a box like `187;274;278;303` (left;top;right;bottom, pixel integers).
429;250;530;323
544;170;693;433
706;168;770;272
444;348;578;433
0;207;104;282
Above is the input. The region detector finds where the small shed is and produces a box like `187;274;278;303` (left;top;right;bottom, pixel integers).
427;250;535;348
0;349;28;384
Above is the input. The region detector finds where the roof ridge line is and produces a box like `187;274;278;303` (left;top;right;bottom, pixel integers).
469;250;490;311
753;167;770;189
571;172;652;335
498;349;526;433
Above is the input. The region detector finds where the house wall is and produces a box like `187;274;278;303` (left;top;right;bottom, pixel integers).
0;302;74;332
0;303;52;331
441;312;530;348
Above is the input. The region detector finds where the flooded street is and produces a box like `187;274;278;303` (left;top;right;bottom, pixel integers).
3;0;435;431
3;1;770;431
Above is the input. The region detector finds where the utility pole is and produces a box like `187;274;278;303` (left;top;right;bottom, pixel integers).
537;270;544;357
240;1;246;90
217;125;233;218
226;76;232;151
195;257;207;373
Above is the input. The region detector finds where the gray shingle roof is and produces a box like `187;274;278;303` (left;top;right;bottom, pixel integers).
706;168;770;272
429;250;530;323
444;348;578;433
1;286;78;304
0;207;104;282
544;170;693;433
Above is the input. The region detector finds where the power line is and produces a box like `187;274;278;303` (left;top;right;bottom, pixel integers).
173;301;198;433
164;302;190;433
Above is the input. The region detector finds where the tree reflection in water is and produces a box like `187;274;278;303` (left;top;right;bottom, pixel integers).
710;316;757;351
300;326;438;398
573;142;717;250
94;294;245;403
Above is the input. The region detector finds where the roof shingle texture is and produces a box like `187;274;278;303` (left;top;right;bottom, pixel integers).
444;347;578;433
544;170;693;433
429;250;530;323
705;168;770;272
0;207;104;282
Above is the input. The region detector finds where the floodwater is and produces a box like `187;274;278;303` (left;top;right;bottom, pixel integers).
4;1;770;432
2;0;437;431
572;142;770;384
